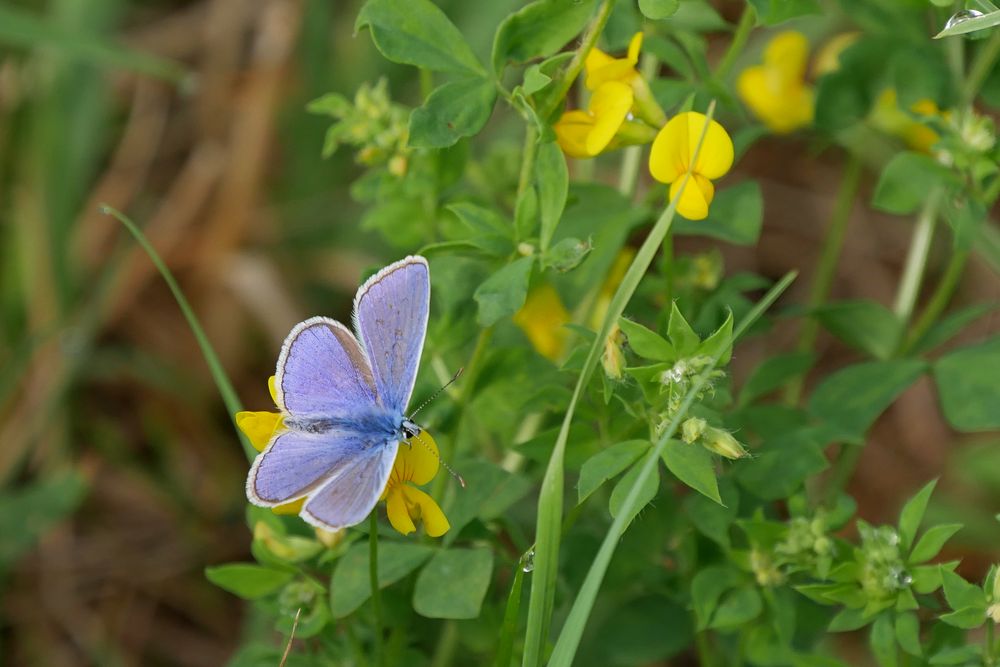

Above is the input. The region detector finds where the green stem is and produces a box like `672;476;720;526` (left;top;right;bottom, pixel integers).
617;53;659;197
824;443;862;504
538;0;617;120
695;631;715;667
713;3;756;80
420;68;434;99
430;620;458;667
369;512;383;667
102;206;252;459
785;154;862;404
899;248;969;355
893;189;942;325
963;26;1000;105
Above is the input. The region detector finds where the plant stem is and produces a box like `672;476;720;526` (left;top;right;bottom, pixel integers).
695;630;716;667
539;0;617;120
713;3;756;80
893;189;942;326
899;248;969;355
369;512;383;667
430;620;458;667
963;26;1000;105
785;154;862;404
617;53;659;197
420;68;434;99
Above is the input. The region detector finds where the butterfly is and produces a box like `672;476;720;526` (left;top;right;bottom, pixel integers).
246;256;430;530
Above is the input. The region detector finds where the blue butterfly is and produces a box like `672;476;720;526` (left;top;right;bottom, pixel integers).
246;256;430;530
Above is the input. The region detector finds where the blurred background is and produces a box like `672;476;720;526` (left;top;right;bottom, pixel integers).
0;0;997;665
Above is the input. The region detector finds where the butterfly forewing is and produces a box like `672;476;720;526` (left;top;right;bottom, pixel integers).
353;256;430;414
275;317;378;417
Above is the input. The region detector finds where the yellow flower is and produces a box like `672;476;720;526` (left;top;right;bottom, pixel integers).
648;111;734;220
585;32;666;127
513;284;570;361
737;31;814;134
812;32;860;77
382;431;450;537
235;377;304;516
870;89;943;153
554;82;636;158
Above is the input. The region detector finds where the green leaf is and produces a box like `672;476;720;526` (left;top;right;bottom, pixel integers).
608;451;660;526
869;614;897;667
522;64;552;95
934;8;1000;37
710;586;763;630
940;567;988;612
536;141;568;252
873;152;959;215
739;352;815;406
205;564;294;600
639;0;680;20
667;302;700;355
543;237;591;272
828;607;868;632
600;596;693;664
619;317;676;361
684;478;739;548
939;606;987;629
898;479;937;552
910;303;997;355
909;523;962;563
413;548;493;619
661;439;721;504
736;426;830;500
894;611;922;656
691;565;744;629
910;564;944;594
577;440;650;503
330;542;434;617
673;181;763;246
491;0;597;74
408;78;496;148
811;300;901;360
356;0;483;74
808;360;926;441
697;310;734;365
929;644;982;664
515;185;539;240
748;0;821;24
474;257;534;326
933;336;1000;431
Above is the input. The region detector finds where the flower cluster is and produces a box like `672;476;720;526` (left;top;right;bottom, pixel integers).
554;33;734;220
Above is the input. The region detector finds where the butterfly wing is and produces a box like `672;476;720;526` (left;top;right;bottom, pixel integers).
274;316;378;417
300;441;399;530
247;429;372;506
353;256;430;414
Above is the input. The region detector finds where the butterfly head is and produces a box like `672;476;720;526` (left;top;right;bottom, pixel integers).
401;418;422;440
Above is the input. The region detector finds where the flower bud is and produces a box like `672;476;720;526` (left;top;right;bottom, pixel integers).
681;417;707;444
316;526;346;549
602;325;626;381
702;426;749;459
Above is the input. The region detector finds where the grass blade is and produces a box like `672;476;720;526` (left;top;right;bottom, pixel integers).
547;271;797;667
101;205;254;460
521;102;720;667
494;557;527;667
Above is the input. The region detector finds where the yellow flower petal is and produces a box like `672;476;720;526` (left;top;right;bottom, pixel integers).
401;486;450;537
273;497;305;515
649;112;734;184
267;375;279;405
586;81;633;155
584;47;617;89
386;488;416;535
555;110;596;158
390;430;440;486
671;173;715;221
513;284;570;361
235;410;283;452
763;31;809;80
813;32;860;77
627;32;643;64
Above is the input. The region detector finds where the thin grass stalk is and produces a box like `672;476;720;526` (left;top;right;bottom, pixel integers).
369;511;383;667
522;102;719;667
101;205;253;459
547;270;796;666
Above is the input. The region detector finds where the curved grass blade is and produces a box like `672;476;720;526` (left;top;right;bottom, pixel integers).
522;102;720;667
101;205;254;460
547;271;797;667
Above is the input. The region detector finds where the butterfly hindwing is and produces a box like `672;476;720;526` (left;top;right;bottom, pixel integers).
301;442;399;530
353;256;430;414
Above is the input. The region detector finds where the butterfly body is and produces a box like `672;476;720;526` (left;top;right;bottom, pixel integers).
245;256;430;530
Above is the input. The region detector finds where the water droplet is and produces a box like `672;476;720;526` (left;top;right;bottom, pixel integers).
521;546;535;573
944;9;984;31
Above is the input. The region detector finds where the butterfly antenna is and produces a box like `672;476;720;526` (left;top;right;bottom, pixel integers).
412;430;465;489
408;367;464;419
